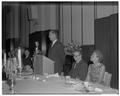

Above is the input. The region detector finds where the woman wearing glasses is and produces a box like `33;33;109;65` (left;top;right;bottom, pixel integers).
69;50;88;81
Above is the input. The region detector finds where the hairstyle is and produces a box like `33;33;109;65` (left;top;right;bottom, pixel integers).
35;41;39;43
94;50;104;63
73;49;82;56
49;30;59;39
24;47;30;52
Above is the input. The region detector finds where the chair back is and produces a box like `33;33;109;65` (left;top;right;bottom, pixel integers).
103;72;112;87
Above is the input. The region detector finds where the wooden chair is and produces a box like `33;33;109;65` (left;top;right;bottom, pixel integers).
103;72;112;87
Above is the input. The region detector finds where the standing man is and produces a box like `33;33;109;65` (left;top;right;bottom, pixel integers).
48;30;65;75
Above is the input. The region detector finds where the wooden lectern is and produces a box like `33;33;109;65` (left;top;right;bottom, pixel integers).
33;55;54;75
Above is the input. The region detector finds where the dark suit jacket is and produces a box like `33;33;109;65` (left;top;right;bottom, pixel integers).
48;41;65;74
69;60;88;81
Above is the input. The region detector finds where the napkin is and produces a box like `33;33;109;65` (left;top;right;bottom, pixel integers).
95;88;103;92
46;73;59;78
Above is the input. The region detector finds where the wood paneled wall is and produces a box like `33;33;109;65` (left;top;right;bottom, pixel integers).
2;2;118;48
29;4;59;33
60;2;118;46
60;3;95;46
83;3;94;45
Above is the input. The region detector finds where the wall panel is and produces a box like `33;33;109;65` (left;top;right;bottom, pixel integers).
72;4;82;45
83;4;94;45
62;4;72;45
97;4;113;19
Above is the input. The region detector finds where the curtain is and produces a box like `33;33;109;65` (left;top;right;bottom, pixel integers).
95;13;118;89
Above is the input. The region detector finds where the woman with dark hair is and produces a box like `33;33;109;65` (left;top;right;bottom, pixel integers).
22;48;33;72
86;50;105;84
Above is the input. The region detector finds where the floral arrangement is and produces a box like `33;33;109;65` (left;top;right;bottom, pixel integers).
64;42;82;55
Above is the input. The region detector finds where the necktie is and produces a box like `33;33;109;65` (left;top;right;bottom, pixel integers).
74;63;77;69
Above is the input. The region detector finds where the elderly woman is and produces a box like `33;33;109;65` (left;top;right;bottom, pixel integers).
69;50;88;81
86;50;105;84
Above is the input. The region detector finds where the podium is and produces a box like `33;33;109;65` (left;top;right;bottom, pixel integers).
33;55;54;75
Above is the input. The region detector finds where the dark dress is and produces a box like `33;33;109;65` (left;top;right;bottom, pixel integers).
2;66;7;80
48;41;65;74
22;55;33;69
69;60;88;81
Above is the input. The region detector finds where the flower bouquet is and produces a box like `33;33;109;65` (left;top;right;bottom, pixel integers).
64;42;81;55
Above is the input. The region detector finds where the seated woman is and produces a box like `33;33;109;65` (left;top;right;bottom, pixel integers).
22;48;33;72
68;50;88;81
85;50;105;84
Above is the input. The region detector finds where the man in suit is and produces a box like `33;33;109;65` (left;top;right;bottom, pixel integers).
48;30;65;75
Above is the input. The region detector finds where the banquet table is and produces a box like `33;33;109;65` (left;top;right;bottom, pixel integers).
2;73;118;94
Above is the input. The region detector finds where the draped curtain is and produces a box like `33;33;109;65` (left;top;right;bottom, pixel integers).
95;13;118;89
2;3;30;51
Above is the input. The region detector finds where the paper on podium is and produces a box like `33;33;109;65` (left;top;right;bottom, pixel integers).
33;55;54;75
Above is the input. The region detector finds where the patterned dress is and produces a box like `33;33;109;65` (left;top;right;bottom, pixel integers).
88;63;105;83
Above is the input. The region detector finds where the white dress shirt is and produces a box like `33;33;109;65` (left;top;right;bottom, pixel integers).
51;39;57;47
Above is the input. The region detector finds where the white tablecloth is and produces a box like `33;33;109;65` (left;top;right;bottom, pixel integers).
2;74;118;94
